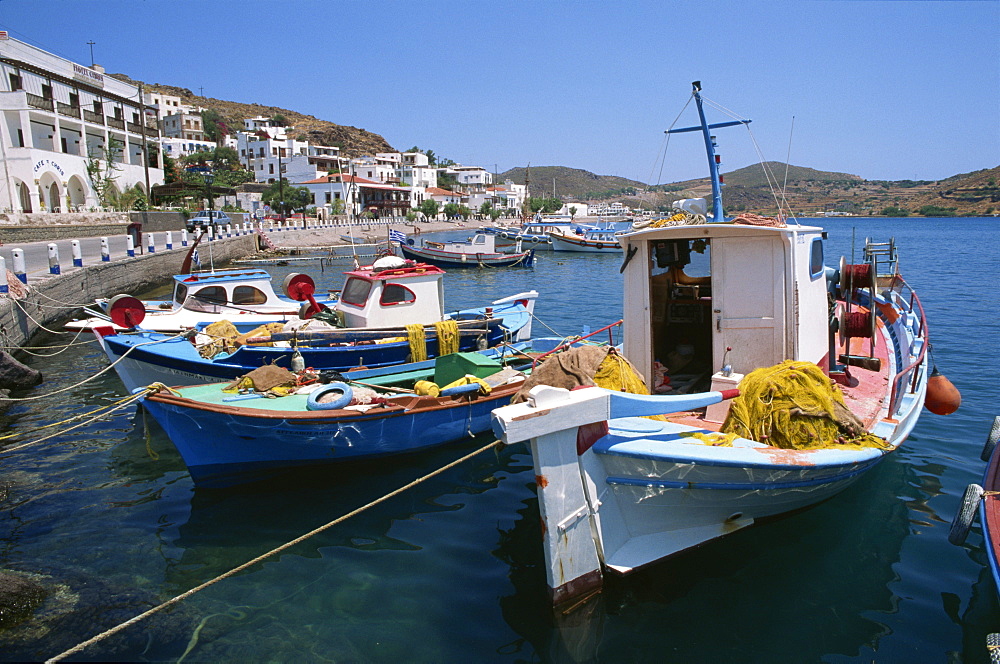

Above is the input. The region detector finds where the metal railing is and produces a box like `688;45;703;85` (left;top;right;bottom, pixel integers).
83;109;104;125
56;102;81;118
887;277;927;416
26;93;53;111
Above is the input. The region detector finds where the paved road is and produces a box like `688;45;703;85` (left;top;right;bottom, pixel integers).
0;233;194;283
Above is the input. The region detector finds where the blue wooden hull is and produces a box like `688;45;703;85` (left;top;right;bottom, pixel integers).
99;300;534;392
141;381;522;487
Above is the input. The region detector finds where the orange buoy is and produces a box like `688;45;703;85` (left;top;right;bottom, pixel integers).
926;366;961;415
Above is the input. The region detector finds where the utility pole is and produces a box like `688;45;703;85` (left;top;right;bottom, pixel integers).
87;41;95;66
138;83;151;198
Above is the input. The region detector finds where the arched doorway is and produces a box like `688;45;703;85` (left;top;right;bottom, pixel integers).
66;175;87;211
16;180;31;213
36;172;62;212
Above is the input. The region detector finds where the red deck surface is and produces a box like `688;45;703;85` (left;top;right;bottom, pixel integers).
668;303;892;433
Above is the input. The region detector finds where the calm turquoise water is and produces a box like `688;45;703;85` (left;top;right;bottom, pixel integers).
0;217;996;662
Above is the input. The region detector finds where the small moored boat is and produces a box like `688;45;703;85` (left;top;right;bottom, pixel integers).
400;233;534;267
66;268;338;333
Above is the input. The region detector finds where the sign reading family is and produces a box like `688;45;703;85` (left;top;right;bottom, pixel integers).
33;159;65;177
72;63;104;87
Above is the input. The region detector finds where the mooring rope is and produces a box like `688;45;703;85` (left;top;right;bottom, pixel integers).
0;331;185;402
44;438;505;663
0;387;155;452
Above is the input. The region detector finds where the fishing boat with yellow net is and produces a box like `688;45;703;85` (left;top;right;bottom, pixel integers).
489;81;959;607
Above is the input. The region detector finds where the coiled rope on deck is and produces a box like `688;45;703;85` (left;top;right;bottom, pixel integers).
44;437;505;664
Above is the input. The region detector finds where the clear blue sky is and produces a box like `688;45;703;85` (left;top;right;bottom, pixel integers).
1;0;996;184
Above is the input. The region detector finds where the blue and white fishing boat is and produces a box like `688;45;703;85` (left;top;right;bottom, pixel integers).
502;220;600;250
139;354;530;488
490;81;953;606
399;233;534;268
65;268;338;333
547;227;624;252
95;259;538;392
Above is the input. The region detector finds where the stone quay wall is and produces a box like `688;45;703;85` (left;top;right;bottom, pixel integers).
0;235;257;349
0;211;190;243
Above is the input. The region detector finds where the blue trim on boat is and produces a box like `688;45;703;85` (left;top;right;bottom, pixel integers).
605;458;880;491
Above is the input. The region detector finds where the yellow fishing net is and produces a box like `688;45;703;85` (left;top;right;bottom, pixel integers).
406;323;427;362
720;360;889;450
435;320;460;356
594;350;667;421
198;320;240;358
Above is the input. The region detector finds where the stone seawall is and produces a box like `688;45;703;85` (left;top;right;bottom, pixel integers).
0;235;258;349
0;211;189;243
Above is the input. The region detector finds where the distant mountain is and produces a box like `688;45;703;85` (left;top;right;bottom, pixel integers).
497;166;645;200
502;160;1000;217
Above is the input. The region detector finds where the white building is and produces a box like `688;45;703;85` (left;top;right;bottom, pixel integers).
299;173;411;218
159;137;217;160
237;130;340;184
143;91;199;122
0;37;163;212
445;165;492;187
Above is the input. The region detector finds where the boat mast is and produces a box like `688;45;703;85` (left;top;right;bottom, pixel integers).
692;82;724;222
666;81;750;222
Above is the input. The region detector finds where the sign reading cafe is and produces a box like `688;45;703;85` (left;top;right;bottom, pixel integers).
72;63;104;87
34;159;65;177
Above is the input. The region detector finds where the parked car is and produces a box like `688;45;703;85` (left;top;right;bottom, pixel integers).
186;210;231;232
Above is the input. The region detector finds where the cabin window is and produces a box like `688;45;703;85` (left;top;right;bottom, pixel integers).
173;283;188;305
380;283;415;306
809;237;825;279
232;286;268;305
185;286;228;313
341;278;372;306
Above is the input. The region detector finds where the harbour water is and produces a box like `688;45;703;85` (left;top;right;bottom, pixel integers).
0;217;996;662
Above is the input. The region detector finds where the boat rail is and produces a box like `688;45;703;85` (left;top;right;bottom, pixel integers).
532;319;623;368
888;277;927;416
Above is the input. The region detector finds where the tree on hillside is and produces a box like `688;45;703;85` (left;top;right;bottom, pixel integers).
271;114;289;127
201;109;228;142
181;147;252;189
262;178;312;215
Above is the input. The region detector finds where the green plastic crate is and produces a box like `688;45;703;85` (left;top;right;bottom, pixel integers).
433;352;503;387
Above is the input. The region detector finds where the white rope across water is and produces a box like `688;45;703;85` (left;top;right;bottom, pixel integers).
44;438;505;663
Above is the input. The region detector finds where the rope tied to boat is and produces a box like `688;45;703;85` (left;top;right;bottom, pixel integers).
731;213;786;228
43;438;505;663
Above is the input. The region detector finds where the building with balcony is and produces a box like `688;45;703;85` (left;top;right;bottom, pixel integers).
0;37;163;212
161;111;205;141
299;173;411;218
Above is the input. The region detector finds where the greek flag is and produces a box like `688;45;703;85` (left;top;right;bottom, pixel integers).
191;249;201;267
389;229;406;243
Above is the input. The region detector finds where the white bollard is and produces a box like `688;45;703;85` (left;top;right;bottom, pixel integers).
101;237;110;262
71;240;83;267
126;235;135;257
147;233;156;254
166;231;173;250
12;249;25;283
181;229;189;247
47;243;60;274
0;256;7;294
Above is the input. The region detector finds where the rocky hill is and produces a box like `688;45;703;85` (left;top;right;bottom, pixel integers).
509;161;1000;217
497;166;645;199
111;75;394;158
